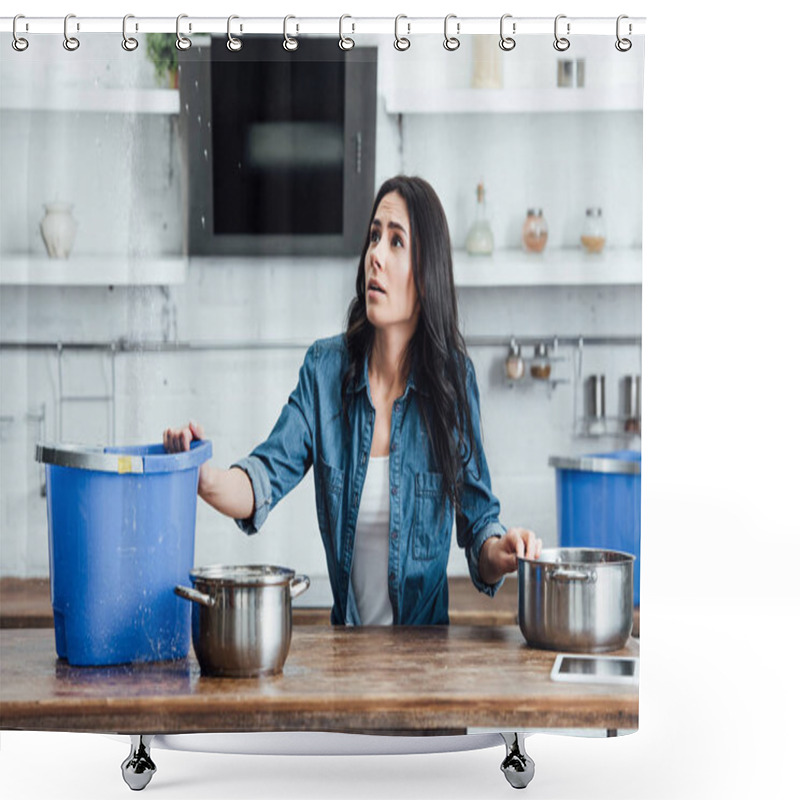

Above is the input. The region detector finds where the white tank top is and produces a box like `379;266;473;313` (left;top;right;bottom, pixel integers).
351;455;393;625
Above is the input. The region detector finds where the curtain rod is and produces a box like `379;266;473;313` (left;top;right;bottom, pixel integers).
0;16;646;38
0;335;641;353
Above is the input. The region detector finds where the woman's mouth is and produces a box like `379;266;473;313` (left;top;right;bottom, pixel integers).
367;280;386;297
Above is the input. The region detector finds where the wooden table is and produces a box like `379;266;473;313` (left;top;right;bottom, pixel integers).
0;626;638;734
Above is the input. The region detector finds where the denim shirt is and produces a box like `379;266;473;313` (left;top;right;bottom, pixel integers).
233;334;506;625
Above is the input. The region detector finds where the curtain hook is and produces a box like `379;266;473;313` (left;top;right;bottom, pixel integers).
283;15;298;51
499;14;516;51
553;14;570;51
12;14;29;52
339;14;355;50
121;14;138;51
394;15;410;51
175;14;192;50
227;15;242;51
443;14;460;51
63;13;80;51
615;15;632;52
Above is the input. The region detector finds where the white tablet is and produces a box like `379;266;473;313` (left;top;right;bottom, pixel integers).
550;653;639;685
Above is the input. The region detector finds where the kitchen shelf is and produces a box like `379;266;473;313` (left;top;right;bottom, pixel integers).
0;89;179;115
453;248;642;287
383;86;643;115
0;255;188;286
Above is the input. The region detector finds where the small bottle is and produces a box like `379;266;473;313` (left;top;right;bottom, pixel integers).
530;343;552;380
522;209;548;253
505;338;525;381
581;207;606;254
466;181;494;256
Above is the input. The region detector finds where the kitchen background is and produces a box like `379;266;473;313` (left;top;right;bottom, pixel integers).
0;33;642;604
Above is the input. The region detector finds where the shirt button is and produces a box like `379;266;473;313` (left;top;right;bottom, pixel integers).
391;486;398;496
389;572;395;582
390;443;396;453
361;452;367;465
391;530;398;540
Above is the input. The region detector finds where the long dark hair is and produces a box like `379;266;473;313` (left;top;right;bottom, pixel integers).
342;175;477;512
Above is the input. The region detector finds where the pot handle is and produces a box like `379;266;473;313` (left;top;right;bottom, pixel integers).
289;574;310;600
547;568;597;583
174;584;215;607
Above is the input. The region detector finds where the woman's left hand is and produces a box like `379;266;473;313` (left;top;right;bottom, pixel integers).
478;527;543;586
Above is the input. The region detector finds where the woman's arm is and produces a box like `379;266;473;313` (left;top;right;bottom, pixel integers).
163;421;255;520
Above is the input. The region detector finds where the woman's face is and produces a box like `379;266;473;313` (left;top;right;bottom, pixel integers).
365;191;419;334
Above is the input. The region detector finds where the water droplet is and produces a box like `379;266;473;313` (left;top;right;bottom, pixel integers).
197;114;202;126
194;80;199;90
203;149;208;160
238;162;242;170
200;216;206;230
184;103;189;113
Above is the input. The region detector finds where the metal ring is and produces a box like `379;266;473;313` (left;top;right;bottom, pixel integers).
615;14;632;52
175;14;192;51
12;14;29;52
553;14;570;51
63;13;80;51
121;14;138;51
283;15;298;51
226;15;242;51
499;14;516;51
339;14;355;50
443;14;460;51
394;15;410;51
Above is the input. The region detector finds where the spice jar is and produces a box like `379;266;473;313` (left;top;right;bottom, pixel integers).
522;209;548;253
505;338;525;381
580;207;606;254
529;343;552;380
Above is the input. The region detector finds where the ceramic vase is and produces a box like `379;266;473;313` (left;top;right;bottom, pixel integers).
40;203;77;259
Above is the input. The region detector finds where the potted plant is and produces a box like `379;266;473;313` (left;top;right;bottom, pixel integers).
145;33;179;89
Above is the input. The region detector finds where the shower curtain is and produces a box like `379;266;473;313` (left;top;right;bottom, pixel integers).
0;10;644;799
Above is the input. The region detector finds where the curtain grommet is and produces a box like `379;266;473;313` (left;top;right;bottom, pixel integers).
499;14;516;51
63;13;80;52
394;15;411;51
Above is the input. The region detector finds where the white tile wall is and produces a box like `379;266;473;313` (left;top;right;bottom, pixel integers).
0;36;642;603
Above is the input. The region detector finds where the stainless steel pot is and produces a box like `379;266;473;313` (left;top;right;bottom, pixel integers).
175;565;310;677
518;548;634;653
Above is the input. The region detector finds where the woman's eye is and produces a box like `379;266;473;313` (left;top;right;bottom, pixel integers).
370;229;380;243
392;236;403;248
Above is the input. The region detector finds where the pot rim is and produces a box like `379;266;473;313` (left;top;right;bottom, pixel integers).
518;547;636;567
190;563;297;586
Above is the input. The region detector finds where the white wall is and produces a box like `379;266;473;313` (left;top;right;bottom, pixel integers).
0;35;642;602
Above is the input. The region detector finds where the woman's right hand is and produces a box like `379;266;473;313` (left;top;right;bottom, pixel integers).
163;420;205;453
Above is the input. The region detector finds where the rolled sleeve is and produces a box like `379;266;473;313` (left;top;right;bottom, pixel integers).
231;457;272;535
467;520;506;597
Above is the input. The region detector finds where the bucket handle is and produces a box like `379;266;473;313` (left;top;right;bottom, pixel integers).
289;575;310;600
547;568;597;584
174;584;215;607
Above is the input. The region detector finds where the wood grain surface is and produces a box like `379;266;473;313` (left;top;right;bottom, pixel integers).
0;626;638;734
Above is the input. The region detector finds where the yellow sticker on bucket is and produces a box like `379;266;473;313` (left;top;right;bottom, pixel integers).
117;456;132;474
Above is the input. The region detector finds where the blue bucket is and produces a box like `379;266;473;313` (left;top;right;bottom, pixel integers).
548;450;641;606
36;440;212;666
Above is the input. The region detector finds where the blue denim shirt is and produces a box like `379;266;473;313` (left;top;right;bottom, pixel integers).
233;334;506;625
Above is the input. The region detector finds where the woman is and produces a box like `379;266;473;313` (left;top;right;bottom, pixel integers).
164;175;541;625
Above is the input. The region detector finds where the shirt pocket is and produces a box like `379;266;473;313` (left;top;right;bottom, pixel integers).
413;471;446;561
315;459;344;537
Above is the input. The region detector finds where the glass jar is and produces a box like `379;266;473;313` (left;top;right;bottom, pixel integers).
505;338;525;381
522;209;548;253
530;343;552;380
580;207;606;254
466;182;494;256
